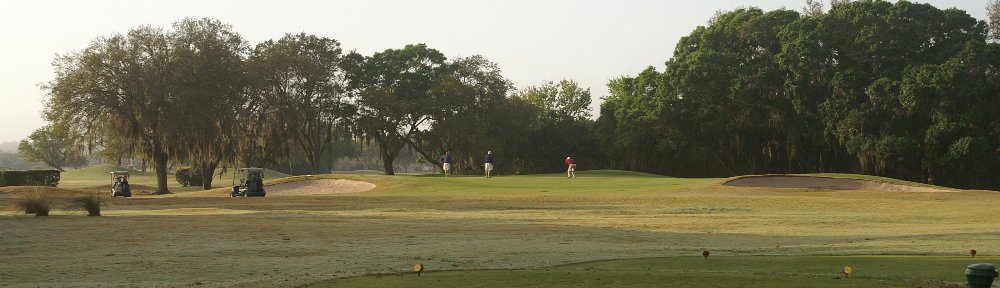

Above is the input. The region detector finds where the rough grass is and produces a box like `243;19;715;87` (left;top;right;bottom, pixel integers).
0;170;996;287
67;194;105;216
0;185;92;198
13;192;54;216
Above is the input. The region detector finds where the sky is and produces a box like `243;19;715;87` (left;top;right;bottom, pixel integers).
0;0;989;143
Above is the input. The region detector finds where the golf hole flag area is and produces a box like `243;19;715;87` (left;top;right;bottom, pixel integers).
1;170;998;287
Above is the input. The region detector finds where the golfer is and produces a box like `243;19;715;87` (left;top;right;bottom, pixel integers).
483;151;495;178
441;150;454;177
565;156;576;178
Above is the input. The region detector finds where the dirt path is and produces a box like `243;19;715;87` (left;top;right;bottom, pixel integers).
724;176;954;192
265;179;375;196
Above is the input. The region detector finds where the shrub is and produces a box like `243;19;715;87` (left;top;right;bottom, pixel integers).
26;170;60;186
68;194;105;216
14;193;53;216
175;166;203;187
0;170;60;187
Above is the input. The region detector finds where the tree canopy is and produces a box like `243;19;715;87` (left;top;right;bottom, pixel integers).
17;125;87;171
248;33;353;174
39;1;999;189
598;1;1000;189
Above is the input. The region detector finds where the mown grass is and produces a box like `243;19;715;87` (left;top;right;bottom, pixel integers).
58;165;290;195
1;169;997;287
310;256;979;288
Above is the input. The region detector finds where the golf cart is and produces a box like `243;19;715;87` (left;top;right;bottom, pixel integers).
231;168;266;197
110;171;132;197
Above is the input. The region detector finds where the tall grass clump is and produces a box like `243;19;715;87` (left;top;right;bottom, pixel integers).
68;194;106;216
15;192;54;216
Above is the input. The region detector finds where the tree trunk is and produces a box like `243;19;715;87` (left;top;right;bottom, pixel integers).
308;151;324;174
382;144;400;175
200;158;221;190
382;156;395;175
379;140;402;175
153;152;170;195
402;138;442;168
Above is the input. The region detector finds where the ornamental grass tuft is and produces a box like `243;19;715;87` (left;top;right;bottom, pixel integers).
68;194;106;216
15;192;53;216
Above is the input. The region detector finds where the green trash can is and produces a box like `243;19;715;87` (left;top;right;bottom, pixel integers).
966;263;998;288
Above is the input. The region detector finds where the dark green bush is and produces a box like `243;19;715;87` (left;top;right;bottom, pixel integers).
175;166;203;187
0;170;60;187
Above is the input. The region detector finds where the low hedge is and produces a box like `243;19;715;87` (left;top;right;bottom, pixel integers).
175;166;204;187
0;170;61;187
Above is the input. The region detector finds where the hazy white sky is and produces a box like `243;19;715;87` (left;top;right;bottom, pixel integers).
0;0;989;142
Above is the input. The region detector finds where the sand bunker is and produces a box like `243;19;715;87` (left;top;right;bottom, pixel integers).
265;179;375;196
724;176;954;192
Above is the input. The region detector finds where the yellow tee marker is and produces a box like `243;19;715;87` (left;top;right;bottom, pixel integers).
842;265;853;278
414;263;424;276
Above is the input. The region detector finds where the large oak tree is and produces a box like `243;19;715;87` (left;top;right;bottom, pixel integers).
344;44;448;175
246;33;353;174
17;125;87;171
44;18;247;193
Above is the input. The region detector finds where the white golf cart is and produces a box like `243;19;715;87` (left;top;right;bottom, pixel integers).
110;171;132;197
230;168;266;197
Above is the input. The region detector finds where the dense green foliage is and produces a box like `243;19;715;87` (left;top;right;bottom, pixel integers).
0;170;60;187
42;1;996;184
17;125;87;171
44;19;598;182
174;166;203;187
245;33;353;174
168;18;248;191
598;1;1000;189
343;44;452;175
45;18;246;193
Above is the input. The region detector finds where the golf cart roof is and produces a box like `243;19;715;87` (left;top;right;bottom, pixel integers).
240;168;265;172
111;171;130;175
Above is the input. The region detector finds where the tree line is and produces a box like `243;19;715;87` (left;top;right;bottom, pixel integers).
597;0;1000;189
33;1;1000;192
41;18;597;194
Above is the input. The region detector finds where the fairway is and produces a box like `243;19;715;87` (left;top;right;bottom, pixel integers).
1;170;998;287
